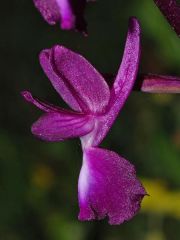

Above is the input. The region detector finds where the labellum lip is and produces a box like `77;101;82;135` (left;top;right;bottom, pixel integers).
78;147;147;225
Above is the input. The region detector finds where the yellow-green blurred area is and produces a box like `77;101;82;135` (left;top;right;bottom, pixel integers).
0;0;180;239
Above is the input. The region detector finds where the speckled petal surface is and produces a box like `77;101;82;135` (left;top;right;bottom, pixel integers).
111;17;141;106
31;112;94;141
33;0;61;25
154;0;180;36
78;147;146;224
39;45;110;113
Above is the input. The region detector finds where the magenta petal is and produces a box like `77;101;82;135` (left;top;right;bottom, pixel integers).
40;49;82;112
81;17;141;147
33;0;75;29
56;0;75;29
78;147;146;225
110;17;140;111
154;0;180;36
31;112;94;141
39;46;110;113
33;0;88;32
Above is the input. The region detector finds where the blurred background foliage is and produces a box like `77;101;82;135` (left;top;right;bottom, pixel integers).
0;0;180;239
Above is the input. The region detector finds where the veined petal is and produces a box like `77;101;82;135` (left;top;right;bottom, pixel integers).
140;74;180;93
39;45;110;114
154;0;180;37
31;112;94;141
78;147;146;225
81;17;141;147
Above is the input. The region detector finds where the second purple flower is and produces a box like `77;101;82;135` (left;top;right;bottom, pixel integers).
33;0;91;33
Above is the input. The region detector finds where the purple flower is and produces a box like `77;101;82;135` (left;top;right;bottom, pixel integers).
33;0;90;33
154;0;180;36
22;17;146;224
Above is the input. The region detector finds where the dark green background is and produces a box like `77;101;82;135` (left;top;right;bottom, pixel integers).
0;0;180;239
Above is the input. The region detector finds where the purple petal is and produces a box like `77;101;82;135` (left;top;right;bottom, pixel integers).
81;17;141;147
110;17;141;112
40;49;82;112
154;0;180;36
56;0;75;30
33;0;88;32
140;74;180;93
39;45;110;114
33;0;62;25
78;147;146;224
31;112;94;141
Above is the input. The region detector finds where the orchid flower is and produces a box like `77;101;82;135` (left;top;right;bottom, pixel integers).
22;17;146;224
33;0;91;33
154;0;180;36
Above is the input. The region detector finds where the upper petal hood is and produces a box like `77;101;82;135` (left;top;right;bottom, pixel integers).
78;147;146;224
39;45;110;114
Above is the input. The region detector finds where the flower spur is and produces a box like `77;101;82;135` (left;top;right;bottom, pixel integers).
22;17;146;224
